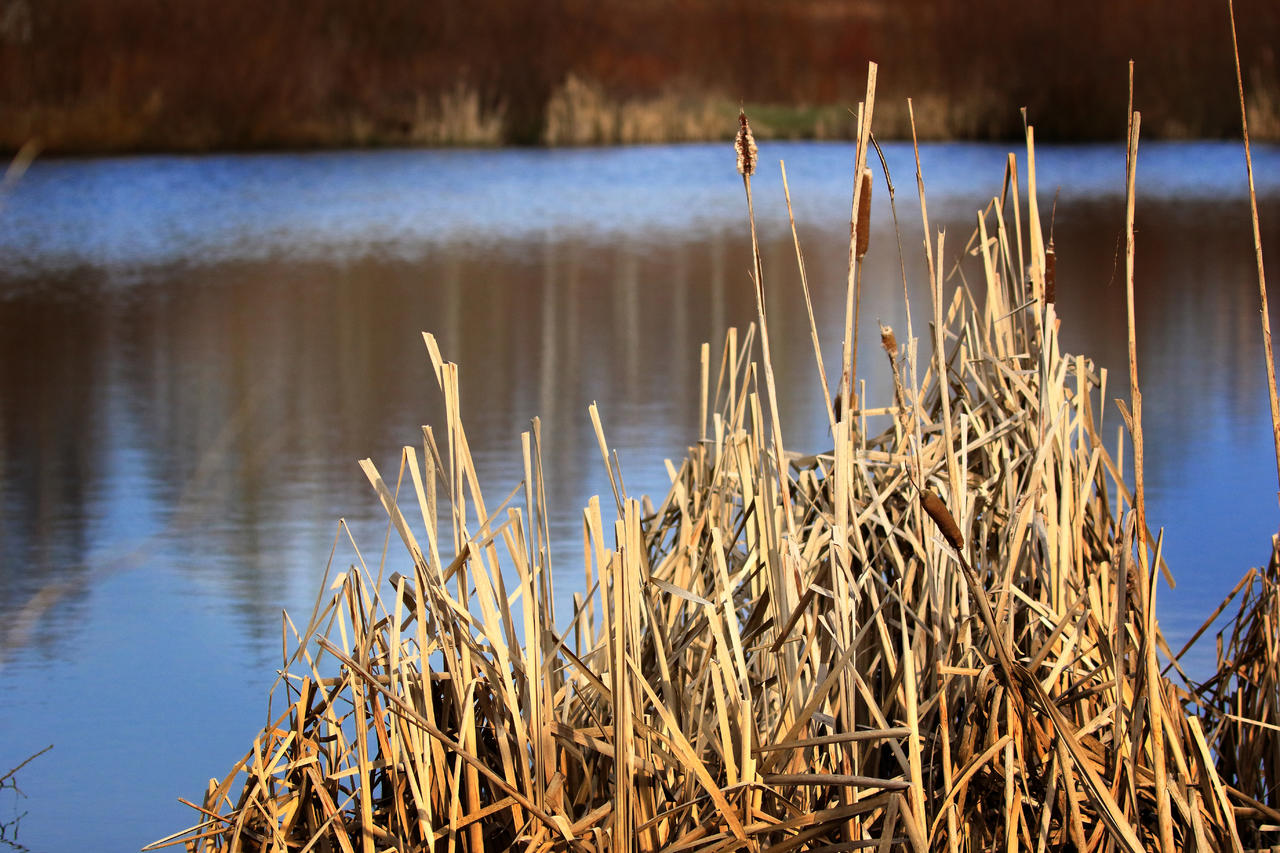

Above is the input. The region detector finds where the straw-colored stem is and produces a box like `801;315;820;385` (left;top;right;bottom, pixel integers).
741;158;795;538
1228;0;1280;507
780;161;836;435
841;63;877;412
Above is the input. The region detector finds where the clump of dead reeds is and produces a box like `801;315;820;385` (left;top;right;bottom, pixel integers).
1192;542;1280;840
152;70;1280;853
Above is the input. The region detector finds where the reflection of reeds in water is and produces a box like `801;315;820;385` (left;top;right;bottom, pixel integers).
153;70;1280;853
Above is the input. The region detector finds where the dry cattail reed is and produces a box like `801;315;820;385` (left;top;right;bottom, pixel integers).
921;489;964;550
880;322;909;434
879;322;897;358
735;109;757;177
849;167;873;415
855;167;872;258
734;107;794;531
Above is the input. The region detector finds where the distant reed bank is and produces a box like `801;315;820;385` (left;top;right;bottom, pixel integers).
2;0;1278;153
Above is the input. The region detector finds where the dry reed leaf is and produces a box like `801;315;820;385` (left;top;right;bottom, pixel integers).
1045;235;1057;304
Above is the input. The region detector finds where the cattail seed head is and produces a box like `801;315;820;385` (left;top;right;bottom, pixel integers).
855;167;873;259
921;489;965;550
735;110;757;177
879;323;897;358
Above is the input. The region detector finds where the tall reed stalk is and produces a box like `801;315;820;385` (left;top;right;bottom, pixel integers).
1227;0;1280;506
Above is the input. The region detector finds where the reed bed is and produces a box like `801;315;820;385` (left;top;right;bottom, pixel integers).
153;77;1280;852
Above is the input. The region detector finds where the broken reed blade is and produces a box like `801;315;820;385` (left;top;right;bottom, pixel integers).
1045;236;1057;304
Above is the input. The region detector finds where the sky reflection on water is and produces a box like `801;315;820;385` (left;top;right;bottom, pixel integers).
2;141;1275;277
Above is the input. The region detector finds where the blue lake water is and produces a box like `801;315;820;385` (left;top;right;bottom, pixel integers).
1;140;1278;851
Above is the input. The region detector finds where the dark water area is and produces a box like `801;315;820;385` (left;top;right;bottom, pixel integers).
1;141;1278;851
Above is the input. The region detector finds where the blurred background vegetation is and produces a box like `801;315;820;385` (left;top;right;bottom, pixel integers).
1;0;1277;153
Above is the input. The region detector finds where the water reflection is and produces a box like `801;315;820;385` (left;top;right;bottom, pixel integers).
0;142;1277;850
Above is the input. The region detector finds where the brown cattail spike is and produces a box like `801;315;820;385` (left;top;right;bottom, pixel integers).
855;167;872;259
735;110;757;177
921;489;964;550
